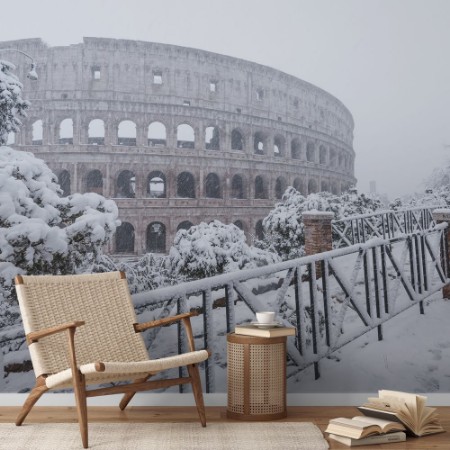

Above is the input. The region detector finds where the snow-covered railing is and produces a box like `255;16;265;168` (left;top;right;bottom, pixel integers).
332;205;439;248
130;223;449;388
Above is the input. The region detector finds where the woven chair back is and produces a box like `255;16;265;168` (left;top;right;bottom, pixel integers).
15;272;149;378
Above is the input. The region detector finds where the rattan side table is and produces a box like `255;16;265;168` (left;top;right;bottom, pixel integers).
226;333;287;420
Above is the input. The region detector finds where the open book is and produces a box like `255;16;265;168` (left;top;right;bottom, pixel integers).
358;390;445;437
325;416;405;439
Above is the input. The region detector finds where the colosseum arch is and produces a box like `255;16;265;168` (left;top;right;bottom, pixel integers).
321;180;329;193
57;170;71;197
177;123;195;149
231;128;244;151
59;118;73;144
231;174;247;199
308;178;318;194
253;132;267;155
147;171;166;198
88;119;105;145
118;120;136;146
255;175;268;199
205;172;221;198
116;222;135;253
32;120;43;145
331;181;339;195
255;219;265;240
330;148;337;167
275;176;287;199
293;177;305;195
85;169;103;194
291;138;301;159
319;145;327;165
306;142;315;162
205;126;220;150
338;152;344;168
177;171;195;198
234;220;245;231
148;121;166;147
273;135;285;157
177;220;194;231
116;170;135;198
146;222;166;253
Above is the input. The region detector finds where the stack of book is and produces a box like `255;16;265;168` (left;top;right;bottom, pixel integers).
234;323;295;338
325;390;445;447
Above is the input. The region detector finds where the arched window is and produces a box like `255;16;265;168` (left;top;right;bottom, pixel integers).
59;118;73;144
58;170;71;197
146;222;166;253
319;145;327;165
177;172;195;198
147;171;166;198
293;177;304;195
116;222;135;253
321;180;329;193
306;142;315;162
255;176;267;199
231;129;244;150
148;121;166;146
116;170;135;198
177;220;194;231
231;174;246;199
331;182;339;195
86;170;103;194
254;132;266;154
330;148;337;167
118;120;137;146
255;220;264;240
205;173;221;198
291;139;301;159
88;119;105;145
308;179;318;194
275;176;287;199
234;220;244;231
205;126;220;150
177;124;195;148
32;120;43;145
273;135;284;157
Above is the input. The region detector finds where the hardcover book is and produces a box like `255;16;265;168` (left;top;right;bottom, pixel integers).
328;431;406;447
234;324;295;338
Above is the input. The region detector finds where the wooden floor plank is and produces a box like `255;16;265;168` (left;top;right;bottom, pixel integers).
1;406;449;449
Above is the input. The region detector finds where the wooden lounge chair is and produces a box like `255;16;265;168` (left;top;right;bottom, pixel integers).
14;271;209;448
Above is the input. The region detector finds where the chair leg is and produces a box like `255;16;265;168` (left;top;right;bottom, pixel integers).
119;375;151;411
187;364;206;427
15;376;48;426
73;371;88;449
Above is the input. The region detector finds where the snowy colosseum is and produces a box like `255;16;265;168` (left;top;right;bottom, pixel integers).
3;37;356;256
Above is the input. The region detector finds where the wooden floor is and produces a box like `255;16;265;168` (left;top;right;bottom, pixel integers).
0;406;449;449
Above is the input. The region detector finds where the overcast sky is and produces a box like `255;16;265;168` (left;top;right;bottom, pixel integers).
1;0;449;199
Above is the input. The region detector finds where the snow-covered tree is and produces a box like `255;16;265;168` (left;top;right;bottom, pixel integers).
168;220;280;280
0;148;119;306
261;187;382;260
0;60;29;145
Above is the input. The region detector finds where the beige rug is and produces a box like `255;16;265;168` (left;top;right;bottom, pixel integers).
0;422;329;449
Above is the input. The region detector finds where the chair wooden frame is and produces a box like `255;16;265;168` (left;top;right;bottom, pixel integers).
14;273;209;449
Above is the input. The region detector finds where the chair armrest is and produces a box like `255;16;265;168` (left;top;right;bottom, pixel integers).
26;321;85;345
133;311;198;333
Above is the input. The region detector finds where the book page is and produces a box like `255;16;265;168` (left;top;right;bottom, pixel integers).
329;417;375;430
352;416;405;432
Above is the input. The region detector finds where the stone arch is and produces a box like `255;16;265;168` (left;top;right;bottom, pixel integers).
205;126;220;150
273;135;285;157
177;123;195;149
319;145;327;165
146;222;166;253
177;171;195;198
338;152;344;168
231;128;244;151
275;176;287;199
88;119;105;145
331;181;339;195
32;119;43;145
59;118;73;144
234;220;245;231
148;121;166;146
293;177;305;195
85;169;103;194
205;172;221;198
291;138;301;159
321;180;329;193
147;171;166;198
308;178;318;194
57;170;71;197
116;222;135;253
116;170;135;198
177;220;194;231
306;142;315;162
231;174;246;199
329;148;337;167
253;131;267;155
255;175;268;199
255;219;265;240
118;120;137;146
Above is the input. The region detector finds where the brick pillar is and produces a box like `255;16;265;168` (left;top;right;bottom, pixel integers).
303;212;334;278
432;209;450;299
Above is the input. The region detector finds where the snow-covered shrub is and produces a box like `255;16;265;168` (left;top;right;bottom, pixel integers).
168;220;280;280
0;60;29;145
0;148;119;303
261;187;382;260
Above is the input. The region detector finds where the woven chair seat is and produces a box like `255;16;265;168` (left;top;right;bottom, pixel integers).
45;349;209;389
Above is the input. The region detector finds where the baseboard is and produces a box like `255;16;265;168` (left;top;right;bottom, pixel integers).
1;392;450;407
